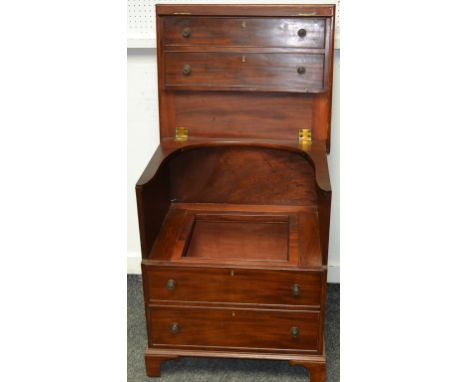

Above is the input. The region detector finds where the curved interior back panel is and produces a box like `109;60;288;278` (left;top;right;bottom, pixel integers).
167;146;317;205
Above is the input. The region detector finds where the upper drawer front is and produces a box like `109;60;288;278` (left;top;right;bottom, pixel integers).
163;17;326;48
164;52;325;92
143;266;323;308
148;305;319;351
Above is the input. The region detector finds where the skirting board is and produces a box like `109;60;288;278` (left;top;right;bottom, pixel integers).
127;252;142;275
327;263;340;283
127;252;340;283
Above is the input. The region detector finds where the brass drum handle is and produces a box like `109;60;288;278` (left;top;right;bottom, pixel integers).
182;27;191;38
166;279;176;290
292;283;301;296
290;326;300;338
183;64;192;76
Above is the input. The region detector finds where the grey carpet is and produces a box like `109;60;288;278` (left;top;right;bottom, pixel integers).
128;275;339;381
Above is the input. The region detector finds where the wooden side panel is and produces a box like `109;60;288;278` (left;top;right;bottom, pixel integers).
136;152;171;258
310;92;331;142
148;305;320;351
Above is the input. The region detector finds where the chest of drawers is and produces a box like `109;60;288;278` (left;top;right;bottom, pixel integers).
136;4;335;381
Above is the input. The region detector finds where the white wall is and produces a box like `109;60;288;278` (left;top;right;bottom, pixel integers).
127;48;340;282
328;50;340;282
127;48;159;273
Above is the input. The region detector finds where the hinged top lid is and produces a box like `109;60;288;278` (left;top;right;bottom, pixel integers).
156;4;335;152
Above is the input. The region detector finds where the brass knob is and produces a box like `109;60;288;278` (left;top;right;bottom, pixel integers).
182;64;191;76
290;326;300;338
298;28;307;38
170;323;179;334
292;283;301;296
182;27;191;38
297;66;306;75
166;279;176;290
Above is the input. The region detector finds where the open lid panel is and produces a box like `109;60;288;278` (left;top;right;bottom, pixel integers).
156;4;335;151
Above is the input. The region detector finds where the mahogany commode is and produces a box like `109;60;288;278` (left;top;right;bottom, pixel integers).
136;4;335;381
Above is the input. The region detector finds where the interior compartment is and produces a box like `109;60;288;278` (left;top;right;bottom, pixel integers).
141;145;323;268
184;214;290;262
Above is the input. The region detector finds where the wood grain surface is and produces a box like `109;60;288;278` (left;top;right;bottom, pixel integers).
165;51;325;92
168;146;317;205
136;5;335;381
143;265;324;308
163;17;325;49
148;305;320;351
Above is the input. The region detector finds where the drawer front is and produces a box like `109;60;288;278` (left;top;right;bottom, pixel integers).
148;305;319;351
163;17;326;49
164;52;325;92
143;266;323;307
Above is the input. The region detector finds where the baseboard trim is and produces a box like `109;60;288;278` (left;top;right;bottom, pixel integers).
327;264;340;283
127;252;142;274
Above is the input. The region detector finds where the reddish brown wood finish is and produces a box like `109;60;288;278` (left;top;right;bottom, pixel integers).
145;354;179;377
148;305;320;351
171;91;329;142
167;146;317;205
146;202;323;268
135;156;170;259
145;347;326;381
136;5;334;382
163;17;326;48
136;140;331;258
143;265;324;308
165;51;326;92
156;4;334;17
156;4;335;149
185;217;290;262
290;359;326;382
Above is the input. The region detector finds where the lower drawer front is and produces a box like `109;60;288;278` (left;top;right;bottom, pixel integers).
148;306;319;351
164;52;325;93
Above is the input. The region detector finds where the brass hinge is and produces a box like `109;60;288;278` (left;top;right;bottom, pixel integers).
298;129;312;144
175;127;188;141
